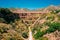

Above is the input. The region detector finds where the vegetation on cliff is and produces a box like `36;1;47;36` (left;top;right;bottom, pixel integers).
0;6;60;40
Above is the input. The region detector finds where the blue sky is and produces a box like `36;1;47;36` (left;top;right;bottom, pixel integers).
0;0;60;9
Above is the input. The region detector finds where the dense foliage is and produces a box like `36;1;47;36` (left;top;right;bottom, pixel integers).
0;8;20;23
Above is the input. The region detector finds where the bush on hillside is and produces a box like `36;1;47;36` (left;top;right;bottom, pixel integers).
0;8;20;23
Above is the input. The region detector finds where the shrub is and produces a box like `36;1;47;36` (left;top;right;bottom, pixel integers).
22;32;28;38
46;22;60;33
34;30;45;39
39;37;48;40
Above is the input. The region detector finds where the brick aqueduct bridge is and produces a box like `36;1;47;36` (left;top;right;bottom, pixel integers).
10;9;49;18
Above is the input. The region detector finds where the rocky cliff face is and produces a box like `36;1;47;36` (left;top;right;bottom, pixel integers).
44;30;60;40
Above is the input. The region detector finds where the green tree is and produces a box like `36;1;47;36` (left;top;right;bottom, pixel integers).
0;8;20;23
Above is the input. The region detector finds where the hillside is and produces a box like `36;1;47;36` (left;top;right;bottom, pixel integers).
0;5;60;40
